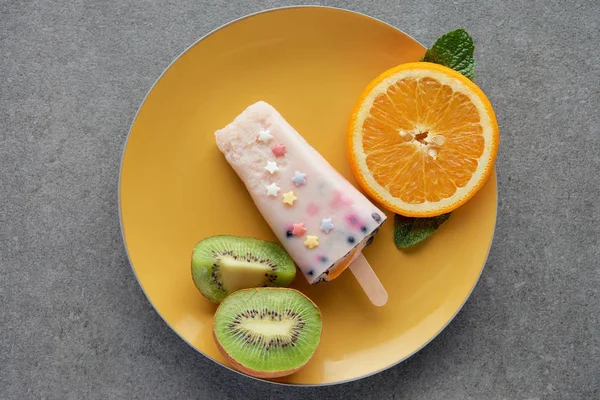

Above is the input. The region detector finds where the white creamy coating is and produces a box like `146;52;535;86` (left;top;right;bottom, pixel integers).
215;101;386;284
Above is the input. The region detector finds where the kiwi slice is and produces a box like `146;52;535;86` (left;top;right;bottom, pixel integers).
213;288;322;378
191;235;296;303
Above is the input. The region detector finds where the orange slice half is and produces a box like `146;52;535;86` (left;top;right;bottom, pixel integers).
348;62;499;217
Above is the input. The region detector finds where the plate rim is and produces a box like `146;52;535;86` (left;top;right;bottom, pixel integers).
118;5;497;387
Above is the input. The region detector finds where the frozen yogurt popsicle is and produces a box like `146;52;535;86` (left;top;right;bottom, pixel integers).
215;102;387;300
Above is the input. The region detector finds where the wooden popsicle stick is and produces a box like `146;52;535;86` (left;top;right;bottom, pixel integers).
349;253;388;306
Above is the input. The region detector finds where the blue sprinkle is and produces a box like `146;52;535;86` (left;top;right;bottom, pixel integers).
292;171;307;186
347;236;355;244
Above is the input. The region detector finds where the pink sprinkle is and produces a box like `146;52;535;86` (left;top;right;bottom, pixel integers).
271;143;286;157
306;203;320;217
292;223;307;237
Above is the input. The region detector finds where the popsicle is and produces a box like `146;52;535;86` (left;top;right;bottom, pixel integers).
215;101;388;305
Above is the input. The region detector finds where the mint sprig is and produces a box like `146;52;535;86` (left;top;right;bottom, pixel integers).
394;213;451;249
422;28;475;80
393;29;475;249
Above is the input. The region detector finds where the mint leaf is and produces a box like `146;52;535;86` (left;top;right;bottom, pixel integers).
422;29;475;80
394;213;451;249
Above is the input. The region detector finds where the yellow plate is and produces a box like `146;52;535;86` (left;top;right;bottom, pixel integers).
120;6;496;385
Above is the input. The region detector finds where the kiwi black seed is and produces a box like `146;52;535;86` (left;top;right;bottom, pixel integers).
191;235;296;303
213;288;322;378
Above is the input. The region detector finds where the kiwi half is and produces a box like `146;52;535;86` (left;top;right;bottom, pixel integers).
213;288;322;378
191;235;296;303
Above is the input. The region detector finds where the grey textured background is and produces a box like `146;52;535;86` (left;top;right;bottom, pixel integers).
1;0;599;399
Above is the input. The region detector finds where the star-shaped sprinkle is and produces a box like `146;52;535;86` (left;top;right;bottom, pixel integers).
282;191;297;206
320;218;334;233
257;129;273;143
266;183;280;197
291;171;307;186
304;235;319;249
271;143;286;157
292;223;306;237
264;161;279;174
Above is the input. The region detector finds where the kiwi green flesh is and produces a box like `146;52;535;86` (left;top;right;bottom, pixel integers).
191;235;296;303
213;288;322;374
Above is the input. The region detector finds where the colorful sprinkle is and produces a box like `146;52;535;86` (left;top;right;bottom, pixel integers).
285;230;294;238
291;171;307;186
282;191;297;206
266;183;280;197
360;225;368;233
372;212;382;222
292;223;307;237
264;161;279;174
271;143;286;157
319;256;329;263
304;235;319;249
320;218;334;233
257;129;273;143
347;236;355;244
307;270;315;276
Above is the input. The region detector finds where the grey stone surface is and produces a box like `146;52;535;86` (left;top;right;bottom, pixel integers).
1;0;598;398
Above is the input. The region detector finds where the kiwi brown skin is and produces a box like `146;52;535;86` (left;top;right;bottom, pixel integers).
212;287;322;379
212;330;306;378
